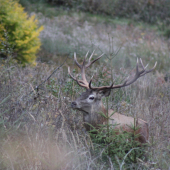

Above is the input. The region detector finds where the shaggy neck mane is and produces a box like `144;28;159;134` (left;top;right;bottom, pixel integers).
84;102;107;130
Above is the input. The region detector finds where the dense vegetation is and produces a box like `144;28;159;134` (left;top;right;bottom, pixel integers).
46;0;170;23
1;53;170;169
0;0;170;169
0;0;43;65
19;0;170;37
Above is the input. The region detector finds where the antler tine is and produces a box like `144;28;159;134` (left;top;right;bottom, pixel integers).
86;53;104;68
68;66;89;88
88;50;95;64
89;58;157;90
85;51;89;60
136;58;140;74
68;66;76;81
110;59;157;88
69;51;104;89
82;51;89;66
139;58;149;70
80;51;104;88
74;52;81;69
73;52;89;86
139;58;145;70
140;61;157;77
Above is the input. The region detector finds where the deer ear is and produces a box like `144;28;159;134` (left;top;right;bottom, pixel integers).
98;89;111;97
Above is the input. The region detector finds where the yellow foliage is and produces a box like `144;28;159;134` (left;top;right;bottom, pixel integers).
0;0;43;65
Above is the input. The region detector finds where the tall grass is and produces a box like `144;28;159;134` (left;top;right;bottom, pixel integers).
1;3;170;168
34;10;170;73
0;52;170;169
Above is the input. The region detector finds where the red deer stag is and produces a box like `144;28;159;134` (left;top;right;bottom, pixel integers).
68;51;157;143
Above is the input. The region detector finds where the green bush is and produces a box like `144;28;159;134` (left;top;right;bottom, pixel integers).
0;0;43;65
90;117;147;168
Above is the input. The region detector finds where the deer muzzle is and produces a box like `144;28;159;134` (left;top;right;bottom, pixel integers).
71;101;77;109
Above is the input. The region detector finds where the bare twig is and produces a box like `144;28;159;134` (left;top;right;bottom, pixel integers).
21;56;68;100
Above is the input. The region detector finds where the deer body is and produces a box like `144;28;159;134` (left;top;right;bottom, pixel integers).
69;51;156;144
71;89;149;143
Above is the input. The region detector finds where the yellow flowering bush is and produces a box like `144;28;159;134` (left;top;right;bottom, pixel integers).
0;0;43;65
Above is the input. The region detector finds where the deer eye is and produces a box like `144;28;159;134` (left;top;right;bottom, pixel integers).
89;96;94;100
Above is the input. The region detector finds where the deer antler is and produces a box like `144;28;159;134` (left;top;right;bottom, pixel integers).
89;58;157;90
68;51;104;89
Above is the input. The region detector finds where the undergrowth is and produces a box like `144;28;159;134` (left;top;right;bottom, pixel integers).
1;5;170;167
0;50;170;169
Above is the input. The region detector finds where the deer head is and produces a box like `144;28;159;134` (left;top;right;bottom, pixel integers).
68;51;157;140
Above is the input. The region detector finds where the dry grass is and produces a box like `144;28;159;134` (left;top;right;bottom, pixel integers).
1;8;170;170
0;56;170;169
36;10;170;72
0;61;95;169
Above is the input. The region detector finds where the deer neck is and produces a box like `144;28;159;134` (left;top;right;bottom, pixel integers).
83;101;108;131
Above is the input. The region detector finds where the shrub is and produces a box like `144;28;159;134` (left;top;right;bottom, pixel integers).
0;0;43;65
89;112;147;168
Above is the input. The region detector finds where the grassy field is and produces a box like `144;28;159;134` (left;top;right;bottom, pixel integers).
1;3;170;170
34;8;170;72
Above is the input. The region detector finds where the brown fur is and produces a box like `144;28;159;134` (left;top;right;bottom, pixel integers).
71;90;149;143
69;51;156;144
101;105;148;143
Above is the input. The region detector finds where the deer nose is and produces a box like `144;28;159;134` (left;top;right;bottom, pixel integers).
71;101;77;108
